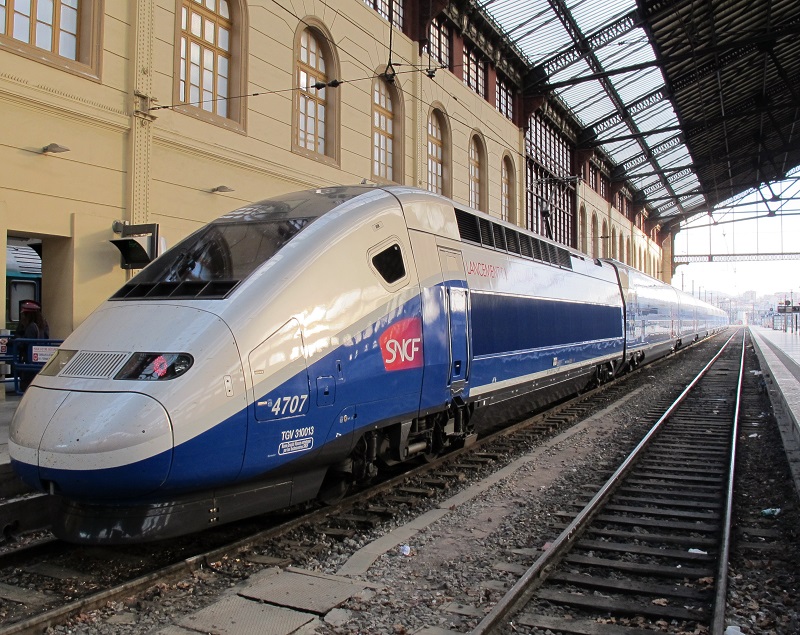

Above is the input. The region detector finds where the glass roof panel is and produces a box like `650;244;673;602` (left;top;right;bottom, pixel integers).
480;0;703;219
564;0;633;35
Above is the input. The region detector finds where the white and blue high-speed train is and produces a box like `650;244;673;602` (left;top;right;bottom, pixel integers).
9;186;728;543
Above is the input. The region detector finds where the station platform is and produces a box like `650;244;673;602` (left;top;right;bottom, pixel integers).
748;325;800;489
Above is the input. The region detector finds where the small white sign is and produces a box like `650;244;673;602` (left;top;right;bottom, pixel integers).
31;346;58;363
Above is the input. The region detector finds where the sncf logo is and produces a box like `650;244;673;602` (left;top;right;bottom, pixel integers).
379;317;423;371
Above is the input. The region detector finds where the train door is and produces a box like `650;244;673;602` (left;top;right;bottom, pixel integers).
241;318;313;478
438;248;470;396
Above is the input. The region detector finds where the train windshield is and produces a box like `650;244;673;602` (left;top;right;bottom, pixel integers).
112;187;371;300
134;217;312;285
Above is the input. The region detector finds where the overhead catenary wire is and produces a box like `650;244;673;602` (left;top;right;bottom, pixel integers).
156;0;551;161
153;0;587;220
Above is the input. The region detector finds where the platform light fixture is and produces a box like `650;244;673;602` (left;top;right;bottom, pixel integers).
42;143;70;154
211;185;234;193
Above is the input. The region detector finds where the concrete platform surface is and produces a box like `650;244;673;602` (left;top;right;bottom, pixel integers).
749;326;800;494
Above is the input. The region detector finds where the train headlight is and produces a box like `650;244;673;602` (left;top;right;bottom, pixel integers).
39;350;78;376
114;353;194;381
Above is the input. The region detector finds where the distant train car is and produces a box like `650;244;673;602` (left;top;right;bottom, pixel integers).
606;261;727;370
8;186;727;544
6;242;42;330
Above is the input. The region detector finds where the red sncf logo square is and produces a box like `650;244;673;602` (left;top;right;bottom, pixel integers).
379;317;423;371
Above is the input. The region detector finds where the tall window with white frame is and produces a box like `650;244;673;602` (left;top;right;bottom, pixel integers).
372;78;394;182
425;14;450;70
1;0;79;58
463;44;485;97
297;28;328;156
501;157;515;222
525;111;575;246
469;136;481;210
363;0;403;29
179;0;232;117
496;75;514;121
427;110;444;195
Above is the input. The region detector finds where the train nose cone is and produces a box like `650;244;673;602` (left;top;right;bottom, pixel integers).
10;387;173;499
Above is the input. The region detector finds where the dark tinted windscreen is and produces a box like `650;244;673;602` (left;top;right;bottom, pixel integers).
129;187;369;287
133;218;311;284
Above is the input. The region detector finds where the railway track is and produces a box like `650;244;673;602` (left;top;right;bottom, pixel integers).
472;329;746;635
0;332;732;634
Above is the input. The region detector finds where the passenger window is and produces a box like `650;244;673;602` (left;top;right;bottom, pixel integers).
371;243;406;284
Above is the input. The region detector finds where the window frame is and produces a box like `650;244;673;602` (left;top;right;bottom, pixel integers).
469;132;487;212
292;19;340;167
424;14;450;70
462;42;486;98
371;73;404;184
427;105;451;197
525;111;575;246
0;0;103;80
368;238;409;291
172;0;247;131
362;0;403;29
501;154;516;223
496;74;514;121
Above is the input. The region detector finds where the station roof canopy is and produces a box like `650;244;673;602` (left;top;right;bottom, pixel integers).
480;0;800;232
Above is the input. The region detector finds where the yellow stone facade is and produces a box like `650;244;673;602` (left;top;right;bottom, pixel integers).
0;0;661;338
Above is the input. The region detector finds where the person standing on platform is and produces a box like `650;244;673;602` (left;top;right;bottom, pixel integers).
15;301;50;340
15;301;50;390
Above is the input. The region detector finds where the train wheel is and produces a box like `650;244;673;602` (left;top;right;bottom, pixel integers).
317;469;351;505
422;421;446;463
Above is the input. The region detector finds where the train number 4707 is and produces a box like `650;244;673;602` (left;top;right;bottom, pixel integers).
271;394;308;416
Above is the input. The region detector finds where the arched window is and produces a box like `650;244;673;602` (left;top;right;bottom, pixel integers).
372;75;403;183
611;227;617;259
579;205;587;254
372;78;393;181
619;234;625;264
601;220;608;258
501;155;515;222
1;0;102;75
427;106;451;196
469;133;487;212
591;214;598;258
293;22;339;163
626;237;631;265
176;0;246;126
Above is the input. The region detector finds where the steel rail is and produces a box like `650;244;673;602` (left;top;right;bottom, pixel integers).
711;328;746;634
470;329;740;635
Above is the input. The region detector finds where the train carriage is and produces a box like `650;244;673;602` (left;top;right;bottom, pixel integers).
9;186;727;543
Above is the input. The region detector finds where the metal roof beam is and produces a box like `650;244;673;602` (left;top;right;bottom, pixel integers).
600;99;791;149
583;123;684;148
531;23;800;92
536;10;640;78
641;175;787;204
619;134;684;171
587;88;669;135
544;0;688;216
614;162;696;180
